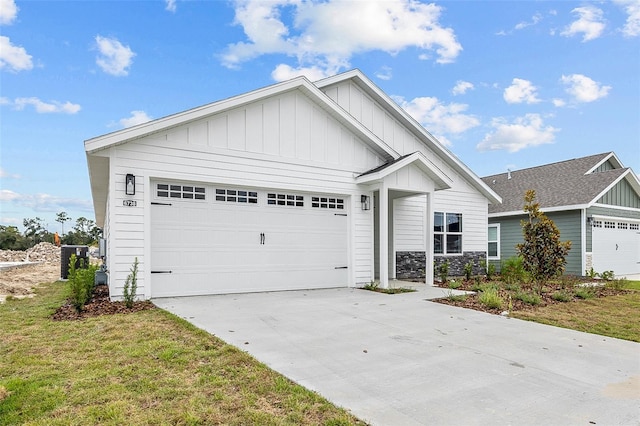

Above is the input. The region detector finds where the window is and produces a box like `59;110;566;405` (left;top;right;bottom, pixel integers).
488;224;500;259
630;223;639;231
311;196;344;209
604;221;616;229
267;193;304;207
157;183;205;200
215;188;258;204
592;220;602;228
618;223;628;230
434;212;462;254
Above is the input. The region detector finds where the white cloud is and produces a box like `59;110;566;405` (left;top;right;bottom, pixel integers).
165;0;177;13
477;114;559;153
0;0;18;25
560;74;611;103
0;35;33;72
503;78;541;104
552;98;566;107
375;66;393;81
0;189;93;213
394;95;480;145
515;12;543;30
10;97;81;114
0;217;21;226
223;0;462;78
0;168;21;179
561;6;606;42
613;0;640;37
95;35;135;76
452;80;474;95
271;63;338;82
120;110;152;128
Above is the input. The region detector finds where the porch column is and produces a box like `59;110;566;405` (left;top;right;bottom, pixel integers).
379;183;389;289
425;192;434;286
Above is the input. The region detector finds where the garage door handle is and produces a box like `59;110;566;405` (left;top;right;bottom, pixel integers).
151;270;172;274
260;233;265;245
334;266;348;269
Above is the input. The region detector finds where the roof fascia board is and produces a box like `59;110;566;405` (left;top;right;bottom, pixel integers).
489;204;589;218
356;152;452;190
85;75;398;161
590;213;640;222
316;70;502;205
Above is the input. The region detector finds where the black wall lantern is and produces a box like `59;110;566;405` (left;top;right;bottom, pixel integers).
125;174;136;195
361;195;371;211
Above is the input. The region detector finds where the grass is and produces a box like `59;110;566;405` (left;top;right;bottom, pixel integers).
0;281;363;425
512;281;640;342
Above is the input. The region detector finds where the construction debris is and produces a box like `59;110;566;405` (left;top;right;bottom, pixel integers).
0;242;61;263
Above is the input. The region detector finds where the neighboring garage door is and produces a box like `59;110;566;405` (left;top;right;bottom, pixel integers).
150;182;349;297
592;219;640;276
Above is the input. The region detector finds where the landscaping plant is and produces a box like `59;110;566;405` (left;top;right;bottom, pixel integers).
122;257;139;308
67;254;98;312
463;261;473;281
500;256;527;286
517;190;571;293
437;261;449;284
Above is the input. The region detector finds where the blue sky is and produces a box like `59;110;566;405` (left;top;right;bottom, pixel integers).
1;0;639;232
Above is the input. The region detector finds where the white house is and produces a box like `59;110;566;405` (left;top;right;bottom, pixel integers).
85;70;501;299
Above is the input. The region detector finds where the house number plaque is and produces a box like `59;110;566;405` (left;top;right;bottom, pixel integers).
123;200;137;207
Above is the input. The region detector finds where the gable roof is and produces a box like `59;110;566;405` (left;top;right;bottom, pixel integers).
356;151;453;190
315;69;501;205
482;152;640;215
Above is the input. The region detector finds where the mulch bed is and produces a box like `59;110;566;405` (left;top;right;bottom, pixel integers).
432;278;628;315
52;285;155;321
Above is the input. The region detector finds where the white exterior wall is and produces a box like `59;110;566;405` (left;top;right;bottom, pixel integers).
104;88;382;298
323;81;488;256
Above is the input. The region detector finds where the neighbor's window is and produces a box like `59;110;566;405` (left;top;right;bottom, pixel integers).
488;224;500;260
434;212;462;255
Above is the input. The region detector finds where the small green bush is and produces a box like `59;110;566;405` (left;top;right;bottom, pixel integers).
574;287;595;300
68;254;98;312
437;261;450;284
478;287;503;309
605;278;626;291
479;259;496;280
363;281;379;291
447;291;467;302
599;270;615;281
503;282;522;292
552;290;573;302
448;280;461;289
500;256;528;285
463;261;473;281
122;257;139;308
585;267;597;279
515;290;541;305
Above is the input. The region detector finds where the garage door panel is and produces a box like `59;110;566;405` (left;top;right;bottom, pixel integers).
151;187;349;297
592;222;640;276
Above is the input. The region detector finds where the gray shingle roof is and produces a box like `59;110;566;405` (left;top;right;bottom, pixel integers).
482;152;628;214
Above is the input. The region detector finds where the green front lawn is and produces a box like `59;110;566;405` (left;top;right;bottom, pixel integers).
0;281;363;425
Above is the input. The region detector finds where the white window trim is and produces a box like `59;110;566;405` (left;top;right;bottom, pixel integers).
434;211;463;256
488;223;500;260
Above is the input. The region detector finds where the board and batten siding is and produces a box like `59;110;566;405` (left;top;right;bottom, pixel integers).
104;89;386;298
596;178;640;208
323;81;490;255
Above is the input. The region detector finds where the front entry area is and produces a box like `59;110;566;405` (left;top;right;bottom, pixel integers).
150;181;349;297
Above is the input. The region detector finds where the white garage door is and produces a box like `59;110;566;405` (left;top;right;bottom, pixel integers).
592;219;640;276
150;182;349;297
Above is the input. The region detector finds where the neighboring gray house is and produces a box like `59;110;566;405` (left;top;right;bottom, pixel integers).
85;70;500;300
482;152;640;277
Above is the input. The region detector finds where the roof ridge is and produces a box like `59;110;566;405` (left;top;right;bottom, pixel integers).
482;152;613;179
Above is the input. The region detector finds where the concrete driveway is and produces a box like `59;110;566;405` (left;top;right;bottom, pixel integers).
154;285;640;426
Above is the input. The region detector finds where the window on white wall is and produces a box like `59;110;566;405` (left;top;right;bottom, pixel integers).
488;224;500;260
434;212;463;255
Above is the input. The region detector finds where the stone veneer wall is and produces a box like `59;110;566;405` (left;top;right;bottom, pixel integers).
396;251;487;280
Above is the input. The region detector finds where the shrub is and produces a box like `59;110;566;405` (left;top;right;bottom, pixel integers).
574;287;595;300
515;290;541;305
122;257;139;308
448;280;461;289
437;261;449;284
606;278;626;291
585;267;598;279
447;291;467;302
463;261;473;281
68;254;98;312
552;290;573;302
500;256;527;285
478;287;503;309
599;270;615;281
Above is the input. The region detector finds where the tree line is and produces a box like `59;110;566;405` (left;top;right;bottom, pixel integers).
0;212;102;250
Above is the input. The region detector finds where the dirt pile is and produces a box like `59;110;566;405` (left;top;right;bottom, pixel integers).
0;242;61;263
